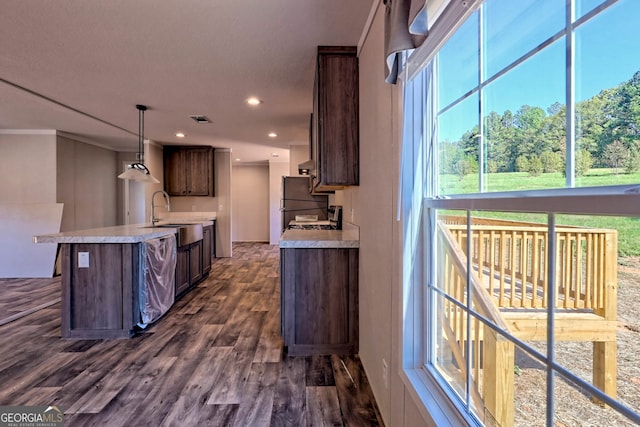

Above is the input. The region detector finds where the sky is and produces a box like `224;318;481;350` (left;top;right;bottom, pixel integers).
436;0;640;142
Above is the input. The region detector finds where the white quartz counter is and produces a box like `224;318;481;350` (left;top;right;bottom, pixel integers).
279;222;359;249
34;220;214;244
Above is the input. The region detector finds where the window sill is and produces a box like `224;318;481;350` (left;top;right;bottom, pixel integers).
400;367;476;427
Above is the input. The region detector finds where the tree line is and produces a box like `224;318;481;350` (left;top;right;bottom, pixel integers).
442;70;640;178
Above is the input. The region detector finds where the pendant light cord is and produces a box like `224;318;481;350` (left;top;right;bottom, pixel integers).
136;104;147;163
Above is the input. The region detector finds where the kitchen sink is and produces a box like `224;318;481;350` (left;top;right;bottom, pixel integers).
144;223;203;247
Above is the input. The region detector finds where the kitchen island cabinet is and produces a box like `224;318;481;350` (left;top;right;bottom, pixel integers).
279;223;360;356
34;225;178;339
34;221;214;338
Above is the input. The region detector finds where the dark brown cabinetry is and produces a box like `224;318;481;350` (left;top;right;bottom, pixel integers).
280;247;358;356
311;46;359;193
189;240;203;284
175;245;190;296
163;146;215;196
175;239;204;299
202;224;214;275
61;243;141;339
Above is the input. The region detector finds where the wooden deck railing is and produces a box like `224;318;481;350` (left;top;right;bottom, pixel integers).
436;215;618;426
440;215;617;313
437;221;514;425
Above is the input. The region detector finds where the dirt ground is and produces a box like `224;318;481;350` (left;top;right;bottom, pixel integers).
512;257;640;426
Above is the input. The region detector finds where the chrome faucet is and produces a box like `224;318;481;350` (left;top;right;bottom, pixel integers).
151;190;171;225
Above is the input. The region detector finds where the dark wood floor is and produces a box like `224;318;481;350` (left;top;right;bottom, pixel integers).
0;242;383;426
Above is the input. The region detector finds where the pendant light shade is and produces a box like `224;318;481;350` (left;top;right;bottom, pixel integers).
118;104;160;183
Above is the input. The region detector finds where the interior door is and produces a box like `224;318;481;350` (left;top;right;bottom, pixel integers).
123;161;146;225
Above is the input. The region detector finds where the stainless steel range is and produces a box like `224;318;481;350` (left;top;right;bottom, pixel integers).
288;223;336;230
286;206;342;231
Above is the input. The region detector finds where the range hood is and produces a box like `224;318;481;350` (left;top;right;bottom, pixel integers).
297;159;315;176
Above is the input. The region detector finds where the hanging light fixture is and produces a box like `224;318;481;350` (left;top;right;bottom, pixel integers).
118;104;160;183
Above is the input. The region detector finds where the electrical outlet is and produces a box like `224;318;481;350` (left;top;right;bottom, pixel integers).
78;252;90;268
382;358;389;389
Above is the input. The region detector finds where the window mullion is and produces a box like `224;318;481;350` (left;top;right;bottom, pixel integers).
546;214;557;426
565;0;576;187
478;7;485;193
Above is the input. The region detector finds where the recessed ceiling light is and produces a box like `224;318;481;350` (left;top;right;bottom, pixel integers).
235;158;241;161
176;132;185;138
247;97;262;106
268;132;277;138
271;153;279;157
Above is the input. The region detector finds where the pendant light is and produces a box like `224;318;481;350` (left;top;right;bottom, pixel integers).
118;104;160;183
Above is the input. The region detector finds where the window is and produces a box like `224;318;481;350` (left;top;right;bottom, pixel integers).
400;0;640;425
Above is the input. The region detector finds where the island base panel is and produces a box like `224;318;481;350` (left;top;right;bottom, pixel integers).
61;243;140;339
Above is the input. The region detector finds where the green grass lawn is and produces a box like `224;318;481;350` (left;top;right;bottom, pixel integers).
439;168;640;256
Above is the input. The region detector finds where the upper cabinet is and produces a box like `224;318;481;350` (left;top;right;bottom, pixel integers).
163;146;215;197
311;46;359;193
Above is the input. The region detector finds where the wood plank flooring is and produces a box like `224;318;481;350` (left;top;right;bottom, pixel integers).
0;276;61;325
0;242;384;426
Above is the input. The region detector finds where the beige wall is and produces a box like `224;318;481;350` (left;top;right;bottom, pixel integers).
231;164;270;242
0;132;117;232
56;134;118;231
0;132;57;203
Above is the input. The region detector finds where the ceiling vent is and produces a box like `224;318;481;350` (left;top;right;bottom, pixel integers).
189;115;211;124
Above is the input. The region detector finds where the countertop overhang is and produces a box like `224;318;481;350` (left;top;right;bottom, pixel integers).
34;220;214;244
279;223;359;249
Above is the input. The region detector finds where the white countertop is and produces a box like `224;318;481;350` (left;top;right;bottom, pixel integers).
34;219;214;244
279;222;359;249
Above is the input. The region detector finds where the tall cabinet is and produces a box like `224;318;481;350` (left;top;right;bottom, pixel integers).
311;46;359;193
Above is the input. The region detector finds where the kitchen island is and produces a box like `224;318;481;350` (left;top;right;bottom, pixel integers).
279;222;359;356
34;221;213;339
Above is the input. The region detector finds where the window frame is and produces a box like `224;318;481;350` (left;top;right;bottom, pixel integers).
398;0;640;425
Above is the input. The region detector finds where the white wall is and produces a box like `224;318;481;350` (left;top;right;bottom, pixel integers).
0;131;118;277
288;144;309;176
231;164;270;242
0;132;61;278
339;2;396;422
269;160;289;244
339;3;437;426
214;149;232;256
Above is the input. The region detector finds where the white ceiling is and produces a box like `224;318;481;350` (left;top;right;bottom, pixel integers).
0;0;374;164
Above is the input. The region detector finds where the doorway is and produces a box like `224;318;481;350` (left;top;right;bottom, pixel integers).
122;161;145;225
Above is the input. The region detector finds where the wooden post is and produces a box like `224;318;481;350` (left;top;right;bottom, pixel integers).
593;231;617;403
483;328;514;427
